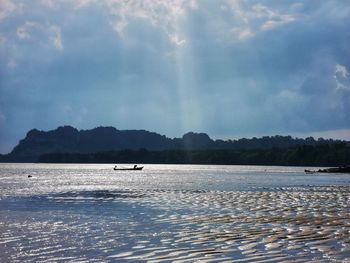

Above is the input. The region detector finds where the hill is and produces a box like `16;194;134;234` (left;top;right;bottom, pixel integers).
0;125;348;165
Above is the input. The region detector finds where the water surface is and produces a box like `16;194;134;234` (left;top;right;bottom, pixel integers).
1;164;349;262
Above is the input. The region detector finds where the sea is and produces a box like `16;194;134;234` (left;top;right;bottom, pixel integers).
0;163;349;262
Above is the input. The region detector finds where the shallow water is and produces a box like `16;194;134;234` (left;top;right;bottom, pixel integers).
0;164;349;262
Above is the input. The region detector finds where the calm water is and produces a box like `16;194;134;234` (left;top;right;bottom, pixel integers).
0;164;349;262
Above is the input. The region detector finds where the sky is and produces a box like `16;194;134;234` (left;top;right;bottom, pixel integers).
0;0;350;153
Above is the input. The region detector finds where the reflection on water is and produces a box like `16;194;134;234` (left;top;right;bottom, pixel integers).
0;164;349;262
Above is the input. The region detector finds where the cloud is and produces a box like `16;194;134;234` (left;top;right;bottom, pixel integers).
34;0;197;47
91;0;197;46
335;64;349;78
170;34;186;46
73;0;97;9
0;0;350;153
261;15;295;31
16;21;38;39
16;21;63;50
334;64;350;91
49;25;63;50
224;1;297;41
0;0;16;20
231;27;254;41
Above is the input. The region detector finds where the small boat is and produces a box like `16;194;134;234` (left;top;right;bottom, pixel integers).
113;165;143;171
304;169;316;174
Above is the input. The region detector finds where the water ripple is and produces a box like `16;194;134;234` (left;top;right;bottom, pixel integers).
0;185;349;262
1;164;350;262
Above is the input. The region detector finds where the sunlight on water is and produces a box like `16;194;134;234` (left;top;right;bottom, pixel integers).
0;164;349;262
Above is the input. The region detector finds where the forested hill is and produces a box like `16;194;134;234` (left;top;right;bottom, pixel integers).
0;125;349;164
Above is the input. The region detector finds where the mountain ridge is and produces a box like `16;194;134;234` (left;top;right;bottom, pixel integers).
0;125;348;163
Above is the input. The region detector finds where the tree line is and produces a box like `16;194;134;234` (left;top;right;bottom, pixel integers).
38;142;349;166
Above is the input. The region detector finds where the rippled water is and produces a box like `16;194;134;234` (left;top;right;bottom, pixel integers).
0;163;349;262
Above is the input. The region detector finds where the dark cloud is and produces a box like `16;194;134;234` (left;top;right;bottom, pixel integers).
0;0;350;153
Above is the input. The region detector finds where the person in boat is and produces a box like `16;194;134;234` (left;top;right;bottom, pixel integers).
134;165;137;169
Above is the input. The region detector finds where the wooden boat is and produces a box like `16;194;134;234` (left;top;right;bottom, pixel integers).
113;165;143;171
304;169;316;174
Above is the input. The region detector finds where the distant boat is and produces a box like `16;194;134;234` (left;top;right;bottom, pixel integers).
113;165;143;171
304;169;316;174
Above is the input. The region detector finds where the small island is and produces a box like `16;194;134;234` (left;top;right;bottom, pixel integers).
0;126;349;167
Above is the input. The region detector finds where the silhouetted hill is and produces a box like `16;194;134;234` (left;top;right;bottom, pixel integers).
0;125;348;163
7;126;173;162
182;132;212;149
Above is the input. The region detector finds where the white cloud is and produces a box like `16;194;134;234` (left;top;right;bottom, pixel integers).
16;21;40;40
252;3;276;19
22;1;296;46
16;26;29;39
49;25;63;50
334;64;350;91
113;19;128;36
231;27;254;40
261;15;295;31
16;21;38;39
224;1;297;41
73;0;97;9
0;0;16;20
335;64;349;78
225;0;249;25
170;34;186;46
16;21;63;50
94;0;197;46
